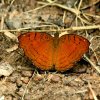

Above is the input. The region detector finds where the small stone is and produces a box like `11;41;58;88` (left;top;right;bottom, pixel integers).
0;61;14;76
0;96;4;100
21;71;33;77
16;87;24;96
24;94;32;100
33;74;44;82
12;97;18;100
21;77;29;84
7;72;21;83
47;74;61;83
5;95;13;100
16;78;22;87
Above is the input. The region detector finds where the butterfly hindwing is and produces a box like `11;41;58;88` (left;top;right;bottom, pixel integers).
55;34;90;71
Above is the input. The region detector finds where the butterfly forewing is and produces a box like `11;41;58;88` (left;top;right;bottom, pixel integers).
18;32;54;70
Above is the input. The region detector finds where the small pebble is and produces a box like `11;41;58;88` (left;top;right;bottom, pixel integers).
12;97;18;100
24;94;32;100
21;77;29;84
5;95;13;100
16;87;24;96
0;61;14;76
16;78;22;87
33;74;44;82
47;74;61;83
8;72;21;83
21;71;33;77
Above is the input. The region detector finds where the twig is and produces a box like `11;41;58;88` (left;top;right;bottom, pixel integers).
89;35;100;42
84;55;100;74
90;36;100;65
46;0;55;3
78;0;83;10
75;89;88;94
90;47;100;66
0;25;100;33
38;2;80;15
0;16;4;30
69;25;100;30
75;0;89;36
22;2;53;14
21;72;35;100
88;82;98;100
6;0;16;11
81;0;100;10
84;13;100;19
62;11;66;24
77;15;91;24
0;0;16;30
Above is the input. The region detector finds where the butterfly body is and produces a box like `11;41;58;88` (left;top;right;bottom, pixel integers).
18;32;90;72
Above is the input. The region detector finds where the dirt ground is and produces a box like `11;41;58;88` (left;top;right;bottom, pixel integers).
0;0;100;100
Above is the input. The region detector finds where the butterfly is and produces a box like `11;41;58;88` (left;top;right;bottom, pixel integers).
18;32;90;72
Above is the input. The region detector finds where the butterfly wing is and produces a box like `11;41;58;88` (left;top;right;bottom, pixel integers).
55;34;90;71
18;32;54;70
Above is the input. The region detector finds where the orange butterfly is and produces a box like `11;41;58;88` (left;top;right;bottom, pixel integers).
18;32;90;72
